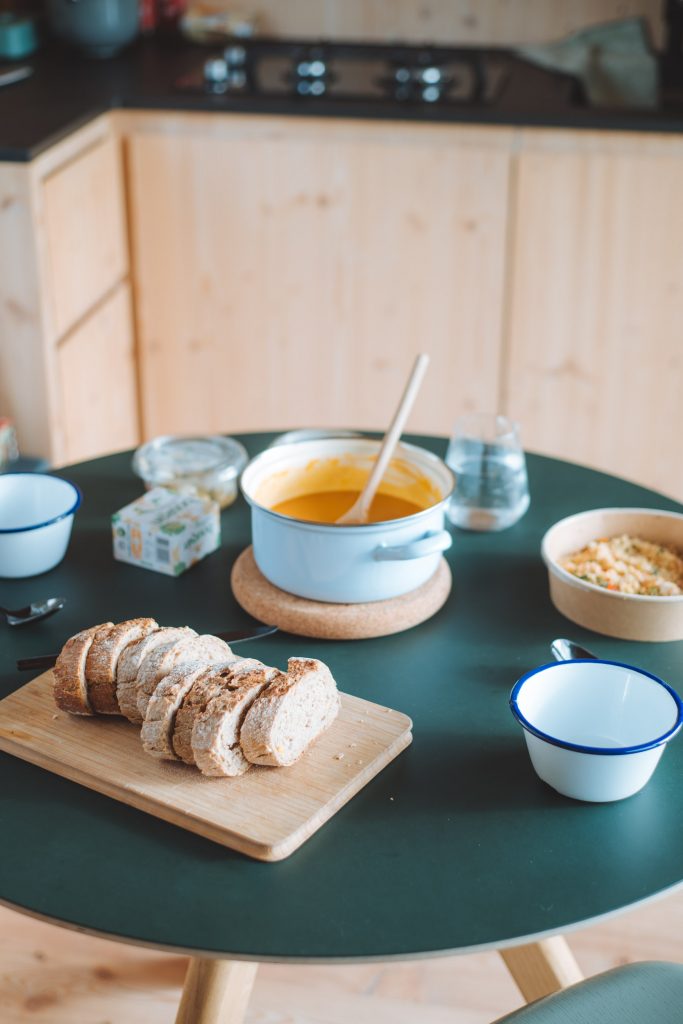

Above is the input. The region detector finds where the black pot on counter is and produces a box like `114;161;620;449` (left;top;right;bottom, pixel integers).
46;0;139;58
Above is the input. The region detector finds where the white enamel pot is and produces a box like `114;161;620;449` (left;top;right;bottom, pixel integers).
240;438;455;603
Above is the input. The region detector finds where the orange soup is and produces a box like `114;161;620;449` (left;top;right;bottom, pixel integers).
271;490;424;524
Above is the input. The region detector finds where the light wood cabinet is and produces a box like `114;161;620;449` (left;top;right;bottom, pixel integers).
121;111;683;501
56;283;139;463
0;117;139;466
42;135;128;339
0;163;53;460
503;130;683;500
125;113;512;440
4;107;683;503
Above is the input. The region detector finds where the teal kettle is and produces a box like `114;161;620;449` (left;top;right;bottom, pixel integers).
46;0;139;58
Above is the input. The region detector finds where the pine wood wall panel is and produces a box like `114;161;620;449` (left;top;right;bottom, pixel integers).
126;115;512;439
503;133;683;500
208;1;662;47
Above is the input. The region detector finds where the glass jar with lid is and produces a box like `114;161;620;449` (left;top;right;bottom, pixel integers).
132;435;248;509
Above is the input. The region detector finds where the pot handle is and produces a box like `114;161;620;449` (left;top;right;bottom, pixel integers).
373;530;452;562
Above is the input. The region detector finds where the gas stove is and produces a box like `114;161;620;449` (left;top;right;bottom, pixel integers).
176;39;509;106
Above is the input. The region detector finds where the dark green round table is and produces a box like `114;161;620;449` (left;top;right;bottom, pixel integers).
1;435;682;1019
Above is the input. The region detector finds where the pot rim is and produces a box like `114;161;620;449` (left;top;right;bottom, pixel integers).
241;437;455;530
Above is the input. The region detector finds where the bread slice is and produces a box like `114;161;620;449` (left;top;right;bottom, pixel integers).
85;618;158;715
53;622;114;716
172;659;263;765
140;661;217;761
240;657;340;767
116;626;197;723
192;663;280;777
136;634;234;721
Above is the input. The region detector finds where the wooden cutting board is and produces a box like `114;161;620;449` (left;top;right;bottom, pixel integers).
0;672;412;862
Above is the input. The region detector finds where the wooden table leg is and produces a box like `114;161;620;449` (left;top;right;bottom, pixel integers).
174;957;258;1024
499;937;584;1003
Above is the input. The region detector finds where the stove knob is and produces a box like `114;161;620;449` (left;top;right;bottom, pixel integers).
224;45;247;67
421;66;442;85
204;57;229;84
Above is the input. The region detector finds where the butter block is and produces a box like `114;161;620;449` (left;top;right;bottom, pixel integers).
112;487;221;576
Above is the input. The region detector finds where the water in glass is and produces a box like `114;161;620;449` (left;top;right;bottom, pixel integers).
446;414;529;531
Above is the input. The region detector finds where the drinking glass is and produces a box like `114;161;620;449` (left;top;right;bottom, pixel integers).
446;413;530;531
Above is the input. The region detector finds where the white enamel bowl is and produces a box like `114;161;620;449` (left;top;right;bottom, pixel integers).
240;437;455;603
541;507;683;641
510;660;683;802
0;473;81;578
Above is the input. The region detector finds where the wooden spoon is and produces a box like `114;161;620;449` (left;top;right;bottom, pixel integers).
336;353;430;525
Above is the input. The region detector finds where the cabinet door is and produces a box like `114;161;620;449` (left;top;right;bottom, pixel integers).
56;283;139;464
126;117;512;438
42;135;128;339
504;138;683;501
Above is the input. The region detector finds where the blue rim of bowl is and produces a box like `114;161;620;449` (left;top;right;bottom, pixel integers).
509;659;683;755
0;474;82;534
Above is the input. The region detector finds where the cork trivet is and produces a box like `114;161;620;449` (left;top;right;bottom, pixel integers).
230;547;452;640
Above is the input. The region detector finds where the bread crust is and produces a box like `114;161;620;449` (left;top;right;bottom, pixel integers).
136;634;234;721
116;626;197;723
191;665;277;777
240;658;340;767
86;618;158;715
53;623;113;715
172;660;262;765
141;661;209;760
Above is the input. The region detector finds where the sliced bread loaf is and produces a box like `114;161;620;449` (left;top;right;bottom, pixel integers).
240;657;340;767
140;661;217;760
53;622;114;715
136;634;234;721
116;626;197;722
85;618;158;715
191;663;280;777
172;659;263;765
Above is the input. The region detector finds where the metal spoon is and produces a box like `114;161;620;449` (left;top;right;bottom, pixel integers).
1;596;66;627
0;66;33;89
551;637;598;662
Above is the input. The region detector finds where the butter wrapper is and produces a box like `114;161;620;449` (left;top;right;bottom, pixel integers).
111;487;221;576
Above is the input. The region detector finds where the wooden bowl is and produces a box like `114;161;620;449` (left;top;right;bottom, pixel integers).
541;508;683;642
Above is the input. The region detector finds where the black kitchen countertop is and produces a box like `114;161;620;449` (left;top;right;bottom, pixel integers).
3;34;683;162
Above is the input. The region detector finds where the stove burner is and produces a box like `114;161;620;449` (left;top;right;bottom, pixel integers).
202;45;251;94
380;48;480;103
178;39;502;107
386;64;455;103
288;46;334;97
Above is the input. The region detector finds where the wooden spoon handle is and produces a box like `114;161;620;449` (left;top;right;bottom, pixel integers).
352;353;430;522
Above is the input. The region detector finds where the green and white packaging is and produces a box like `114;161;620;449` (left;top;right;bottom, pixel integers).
112;487;221;576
